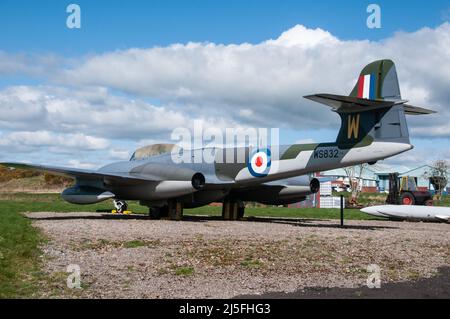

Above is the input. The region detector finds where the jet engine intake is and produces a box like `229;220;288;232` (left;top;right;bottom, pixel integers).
191;173;206;190
310;178;320;193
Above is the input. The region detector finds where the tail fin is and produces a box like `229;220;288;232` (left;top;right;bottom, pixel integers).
304;59;435;147
349;59;401;101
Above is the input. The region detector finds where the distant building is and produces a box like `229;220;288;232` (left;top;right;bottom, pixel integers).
321;164;448;193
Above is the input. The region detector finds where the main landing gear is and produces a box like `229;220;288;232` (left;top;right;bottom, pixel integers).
146;199;245;221
148;201;184;221
222;199;245;220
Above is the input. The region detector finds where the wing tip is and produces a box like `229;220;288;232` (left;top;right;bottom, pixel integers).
403;104;437;115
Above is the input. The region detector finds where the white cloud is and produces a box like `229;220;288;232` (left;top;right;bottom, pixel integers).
383;144;450;168
0;131;110;152
109;148;130;160
66;159;98;169
411;126;450;138
295;138;316;144
0;51;65;77
54;23;450;137
0;85;193;140
265;25;339;48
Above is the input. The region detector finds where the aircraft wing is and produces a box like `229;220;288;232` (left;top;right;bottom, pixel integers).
403;104;437;115
0;162;159;185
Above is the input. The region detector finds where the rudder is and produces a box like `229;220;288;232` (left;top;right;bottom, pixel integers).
349;59;401;101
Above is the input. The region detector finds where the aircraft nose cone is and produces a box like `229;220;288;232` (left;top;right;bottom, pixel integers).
360;206;377;214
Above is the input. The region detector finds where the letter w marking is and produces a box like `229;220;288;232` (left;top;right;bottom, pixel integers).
347;114;360;139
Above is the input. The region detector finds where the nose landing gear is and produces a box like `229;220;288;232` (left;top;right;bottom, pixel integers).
113;200;128;214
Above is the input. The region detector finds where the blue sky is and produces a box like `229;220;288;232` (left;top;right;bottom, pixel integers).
0;0;449;169
1;0;449;53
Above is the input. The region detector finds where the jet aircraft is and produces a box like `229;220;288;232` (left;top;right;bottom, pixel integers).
1;60;435;220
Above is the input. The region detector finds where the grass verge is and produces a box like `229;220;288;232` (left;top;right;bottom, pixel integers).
0;208;45;298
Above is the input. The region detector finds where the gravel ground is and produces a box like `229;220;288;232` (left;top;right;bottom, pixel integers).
26;212;450;299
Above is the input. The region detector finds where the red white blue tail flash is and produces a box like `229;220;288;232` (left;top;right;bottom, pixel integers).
248;149;271;177
357;74;377;99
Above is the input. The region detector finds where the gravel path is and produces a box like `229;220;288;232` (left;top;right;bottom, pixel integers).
26;212;450;299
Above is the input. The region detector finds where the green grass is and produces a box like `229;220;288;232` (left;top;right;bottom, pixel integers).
0;192;149;213
79;239;160;250
123;240;146;249
173;266;194;276
0;206;45;298
240;258;263;268
123;240;154;248
185;205;378;220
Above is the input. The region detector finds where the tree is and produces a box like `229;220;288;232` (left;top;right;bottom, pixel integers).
424;160;449;201
344;164;368;205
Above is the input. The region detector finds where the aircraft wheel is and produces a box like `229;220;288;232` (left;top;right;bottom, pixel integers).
400;193;415;205
114;200;128;214
425;199;434;206
237;206;245;219
149;208;161;219
160;206;169;217
237;201;245;219
168;201;183;221
149;206;170;219
222;200;243;220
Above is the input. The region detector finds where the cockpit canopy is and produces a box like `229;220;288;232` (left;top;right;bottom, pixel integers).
129;143;178;161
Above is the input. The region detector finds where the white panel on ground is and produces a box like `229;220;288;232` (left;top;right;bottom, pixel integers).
320;196;345;209
320;181;332;196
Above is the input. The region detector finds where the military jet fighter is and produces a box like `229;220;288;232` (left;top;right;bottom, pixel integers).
1;60;435;220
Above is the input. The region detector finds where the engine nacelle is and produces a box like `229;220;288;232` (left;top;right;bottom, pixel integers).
152;181;199;200
62;186;115;204
234;177;321;205
152;173;205;198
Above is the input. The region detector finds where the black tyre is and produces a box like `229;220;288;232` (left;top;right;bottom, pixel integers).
149;206;169;219
149;208;161;219
237;201;245;219
237;206;245;219
400;192;415;205
116;202;127;214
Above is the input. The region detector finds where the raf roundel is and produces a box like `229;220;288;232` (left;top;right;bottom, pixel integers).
248;148;272;177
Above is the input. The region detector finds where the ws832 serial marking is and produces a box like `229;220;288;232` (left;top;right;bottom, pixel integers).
313;147;342;159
